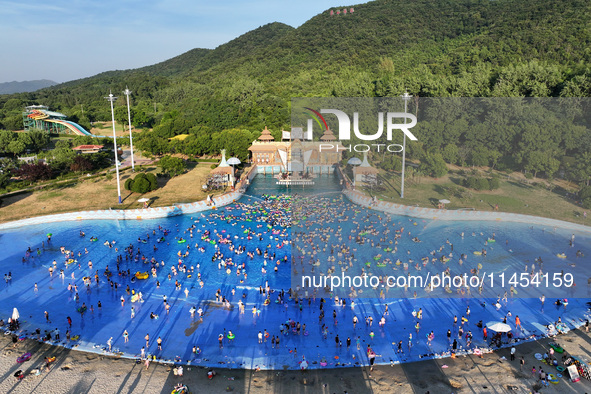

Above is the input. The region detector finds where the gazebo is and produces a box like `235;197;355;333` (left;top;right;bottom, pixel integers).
354;151;379;186
210;149;234;186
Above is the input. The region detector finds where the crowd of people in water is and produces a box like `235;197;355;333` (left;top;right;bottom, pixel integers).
8;190;587;369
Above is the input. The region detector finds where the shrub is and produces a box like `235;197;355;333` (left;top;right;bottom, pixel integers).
476;177;489;190
146;173;157;190
525;172;534;179
580;186;591;201
131;176;151;193
210;164;217;169
488;177;500;190
126;172;158;193
582;198;591;209
463;176;497;191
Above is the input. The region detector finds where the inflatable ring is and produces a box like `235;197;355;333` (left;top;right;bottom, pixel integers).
17;352;32;363
227;334;235;340
178;239;186;244
135;272;149;280
556;366;565;372
473;251;482;255
556;253;567;258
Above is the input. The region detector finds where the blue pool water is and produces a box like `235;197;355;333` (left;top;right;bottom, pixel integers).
0;174;590;370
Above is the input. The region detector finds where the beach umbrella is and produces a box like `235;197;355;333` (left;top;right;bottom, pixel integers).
439;199;451;204
227;157;241;166
12;308;19;320
486;321;511;332
227;157;241;184
137;198;150;203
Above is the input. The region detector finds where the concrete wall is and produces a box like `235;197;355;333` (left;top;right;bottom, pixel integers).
343;189;591;234
0;190;244;230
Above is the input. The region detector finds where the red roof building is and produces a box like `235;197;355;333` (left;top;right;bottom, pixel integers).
72;145;104;153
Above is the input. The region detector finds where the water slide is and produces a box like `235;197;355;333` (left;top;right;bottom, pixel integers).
44;119;93;136
27;110;49;120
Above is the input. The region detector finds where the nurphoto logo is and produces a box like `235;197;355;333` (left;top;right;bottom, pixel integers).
303;106;418;153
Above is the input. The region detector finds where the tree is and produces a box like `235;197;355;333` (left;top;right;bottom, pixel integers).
0;172;10;189
70;155;94;172
159;155;185;177
419;153;448;178
7;139;26;155
49;139;76;166
115;106;133;126
15;162;52;182
579;186;591;201
26;130;51;152
524;151;560;178
441;144;459;165
0;130;16;152
2;115;24;131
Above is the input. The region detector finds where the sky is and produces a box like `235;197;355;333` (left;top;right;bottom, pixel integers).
0;0;363;84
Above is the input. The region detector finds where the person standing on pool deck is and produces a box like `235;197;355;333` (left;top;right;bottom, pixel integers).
107;337;112;352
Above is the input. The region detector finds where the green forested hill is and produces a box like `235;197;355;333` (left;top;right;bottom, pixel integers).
2;0;591;127
1;0;591;177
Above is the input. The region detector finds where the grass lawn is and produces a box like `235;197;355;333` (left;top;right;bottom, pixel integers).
89;121;146;137
358;168;589;225
0;162;224;223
